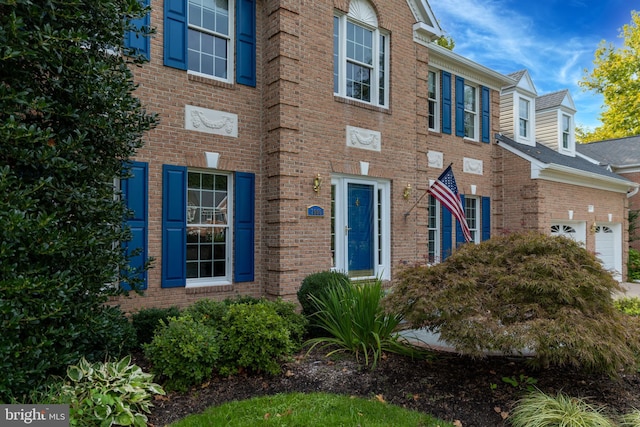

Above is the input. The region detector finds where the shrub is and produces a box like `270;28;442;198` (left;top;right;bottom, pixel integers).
78;305;138;362
509;390;614;427
0;0;155;401
615;297;640;317
269;298;309;348
182;298;228;327
131;306;181;346
218;302;295;376
57;356;164;427
297;270;351;317
385;232;640;375
143;316;220;391
306;278;423;368
628;248;640;281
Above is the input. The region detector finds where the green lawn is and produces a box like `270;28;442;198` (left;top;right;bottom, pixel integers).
169;392;453;427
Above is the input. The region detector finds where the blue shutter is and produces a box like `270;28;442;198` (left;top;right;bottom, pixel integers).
482;197;491;241
456;194;466;247
234;172;255;282
124;0;150;59
236;0;256;87
441;71;452;134
162;165;187;288
164;0;188;70
441;206;452;261
455;76;465;137
481;86;490;143
121;161;148;290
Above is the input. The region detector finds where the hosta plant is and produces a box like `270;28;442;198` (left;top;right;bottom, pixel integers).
59;356;164;427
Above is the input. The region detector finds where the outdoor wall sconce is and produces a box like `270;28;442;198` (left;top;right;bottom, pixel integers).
403;184;411;200
313;174;322;193
590;222;597;233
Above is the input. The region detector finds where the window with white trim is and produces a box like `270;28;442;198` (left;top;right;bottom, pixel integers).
428;71;439;131
333;0;389;107
464;196;479;243
562;114;571;150
519;98;530;138
186;169;231;283
463;83;478;139
427;195;441;263
188;0;233;81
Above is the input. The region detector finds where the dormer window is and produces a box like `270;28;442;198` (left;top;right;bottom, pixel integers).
562;114;571;149
519;98;530;138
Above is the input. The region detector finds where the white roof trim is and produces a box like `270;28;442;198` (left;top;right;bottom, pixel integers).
407;0;442;40
424;43;515;90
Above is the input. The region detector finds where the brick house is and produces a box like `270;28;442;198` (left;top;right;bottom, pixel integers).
116;0;636;311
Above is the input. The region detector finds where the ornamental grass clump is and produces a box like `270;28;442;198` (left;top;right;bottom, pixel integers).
306;278;423;368
384;232;640;375
509;391;614;427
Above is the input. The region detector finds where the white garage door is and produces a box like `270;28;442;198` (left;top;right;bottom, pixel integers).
594;225;622;281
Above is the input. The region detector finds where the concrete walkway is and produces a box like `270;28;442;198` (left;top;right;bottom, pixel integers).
398;282;640;354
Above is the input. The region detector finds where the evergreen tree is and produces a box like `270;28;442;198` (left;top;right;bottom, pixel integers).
0;0;156;400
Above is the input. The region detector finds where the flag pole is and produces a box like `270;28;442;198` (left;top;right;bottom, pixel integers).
404;163;453;220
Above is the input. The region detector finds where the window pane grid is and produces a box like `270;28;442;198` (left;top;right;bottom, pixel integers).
465;198;478;242
428;195;440;263
186;171;229;280
188;0;230;79
334;13;387;107
464;84;477;139
428;71;437;130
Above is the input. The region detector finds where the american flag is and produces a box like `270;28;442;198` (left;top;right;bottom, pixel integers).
429;165;472;242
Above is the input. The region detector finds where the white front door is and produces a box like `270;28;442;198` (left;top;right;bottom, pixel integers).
331;176;390;280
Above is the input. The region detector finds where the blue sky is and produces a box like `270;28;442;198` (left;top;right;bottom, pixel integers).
428;0;635;130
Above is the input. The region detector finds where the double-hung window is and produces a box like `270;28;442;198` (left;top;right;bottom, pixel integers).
428;71;439;131
186;170;231;283
463;83;477;139
427;195;441;263
333;0;389;107
562;114;571;150
164;0;256;86
464;197;479;243
188;0;232;80
519;98;530;138
162;165;255;288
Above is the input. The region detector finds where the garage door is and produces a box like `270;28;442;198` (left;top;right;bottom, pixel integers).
594;225;622;281
550;223;586;245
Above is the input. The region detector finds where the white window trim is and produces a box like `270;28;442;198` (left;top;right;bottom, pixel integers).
518;97;530;139
333;10;390;108
464;83;478;141
428;70;440;132
427;195;441;264
515;94;535;146
465;196;480;244
559;112;575;155
331;175;390;280
187;0;235;83
186;169;234;287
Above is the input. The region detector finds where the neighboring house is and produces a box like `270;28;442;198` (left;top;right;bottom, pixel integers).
495;70;637;281
576;136;640;251
116;0;635;312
